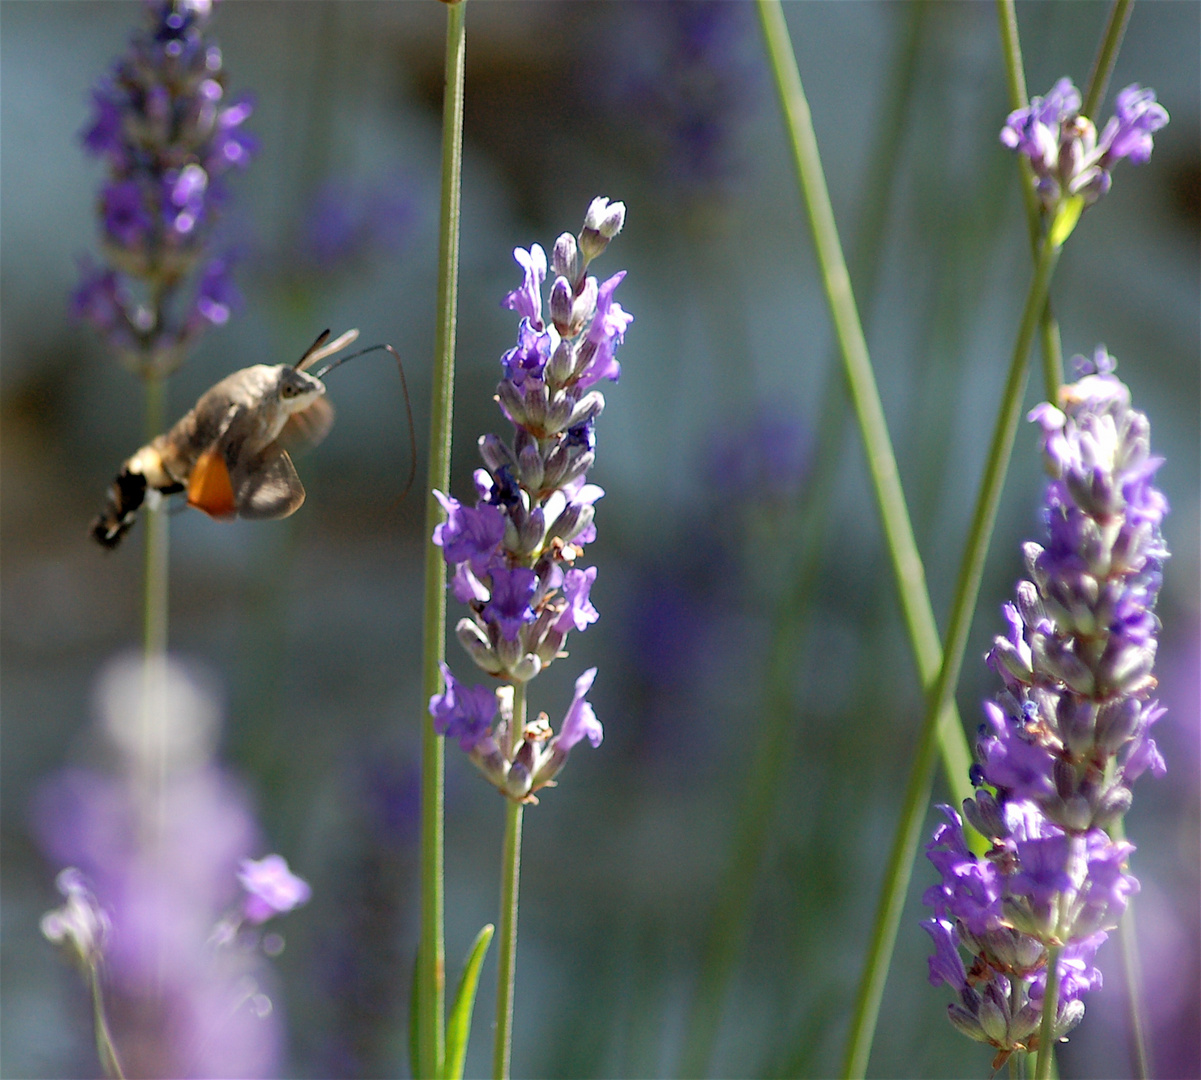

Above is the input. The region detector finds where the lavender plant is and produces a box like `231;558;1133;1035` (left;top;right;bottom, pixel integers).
37;655;310;1079
429;196;629;801
428;196;629;1075
923;349;1169;1072
72;0;255;378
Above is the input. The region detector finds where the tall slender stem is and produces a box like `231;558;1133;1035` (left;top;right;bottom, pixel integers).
141;373;169;660
493;683;526;1080
90;963;126;1080
677;8;928;1075
1036;945;1062;1080
1082;0;1134;121
756;0;974;802
995;0;1065;401
842;230;1061;1079
418;3;466;1076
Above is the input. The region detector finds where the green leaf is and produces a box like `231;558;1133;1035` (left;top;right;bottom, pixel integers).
1049;195;1085;248
442;924;495;1080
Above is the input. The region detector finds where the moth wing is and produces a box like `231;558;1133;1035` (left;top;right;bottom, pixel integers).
233;442;306;520
279;395;335;451
187;446;238;519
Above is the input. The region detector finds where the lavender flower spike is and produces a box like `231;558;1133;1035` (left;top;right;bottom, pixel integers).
73;0;256;376
924;349;1169;1068
1001;78;1168;214
431;200;629;802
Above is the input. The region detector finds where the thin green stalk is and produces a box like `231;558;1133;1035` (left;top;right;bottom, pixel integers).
142;374;169;659
842;230;1062;1079
90;963;126;1080
1082;0;1134;121
677;9;928;1075
1036;944;1062;1080
493;683;526;1080
418;4;466;1076
756;0;974;802
996;0;1064;400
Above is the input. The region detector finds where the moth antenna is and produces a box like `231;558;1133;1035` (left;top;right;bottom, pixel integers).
295;327;360;372
314;343;417;504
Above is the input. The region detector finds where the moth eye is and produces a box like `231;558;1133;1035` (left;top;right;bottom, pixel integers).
281;384;296;398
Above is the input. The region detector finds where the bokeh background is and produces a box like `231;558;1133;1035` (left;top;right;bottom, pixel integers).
2;2;1197;1077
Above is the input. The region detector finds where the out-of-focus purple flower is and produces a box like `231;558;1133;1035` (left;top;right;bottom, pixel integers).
73;0;255;377
238;854;311;925
708;402;812;504
41;868;111;969
432;202;629;800
298;173;415;270
34;653;301;1079
925;352;1169;1064
591;2;763;203
1001;78;1168;213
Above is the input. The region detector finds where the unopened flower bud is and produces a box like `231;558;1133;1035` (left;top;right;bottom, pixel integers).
552;232;579;284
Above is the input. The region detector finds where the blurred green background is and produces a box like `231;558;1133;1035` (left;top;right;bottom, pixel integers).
2;2;1197;1077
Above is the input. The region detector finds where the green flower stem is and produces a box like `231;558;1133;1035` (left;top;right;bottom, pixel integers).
756;0;974;801
677;8;928;1074
142;373;169;660
844;226;1062;1079
90;963;126;1080
995;0;1065;400
492;683;526;1080
418;3;466;1076
1036;944;1062;1080
1082;0;1134;121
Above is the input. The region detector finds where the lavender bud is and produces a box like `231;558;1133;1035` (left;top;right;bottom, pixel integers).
948;1003;989;1044
517;441;544;491
977;985;1010;1045
497;381;528;428
552;232;579;284
546;340;575;386
479;432;516;473
1094;698;1141;755
1093;784;1133;826
570;276;599;337
549;275;574;335
510;653;542;683
457;618;504;675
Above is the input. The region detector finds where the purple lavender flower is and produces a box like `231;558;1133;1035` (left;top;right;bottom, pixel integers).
1001;78;1168;213
238;854;312;925
924;350;1169;1065
430;662;500;752
431;199;629;800
298;173;415;270
591;2;763;203
73;0;256;376
35;654;301;1078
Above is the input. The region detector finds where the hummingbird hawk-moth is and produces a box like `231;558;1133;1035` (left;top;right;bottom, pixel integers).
91;329;365;549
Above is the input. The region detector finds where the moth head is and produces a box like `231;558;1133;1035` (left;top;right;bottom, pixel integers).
277;366;326;413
